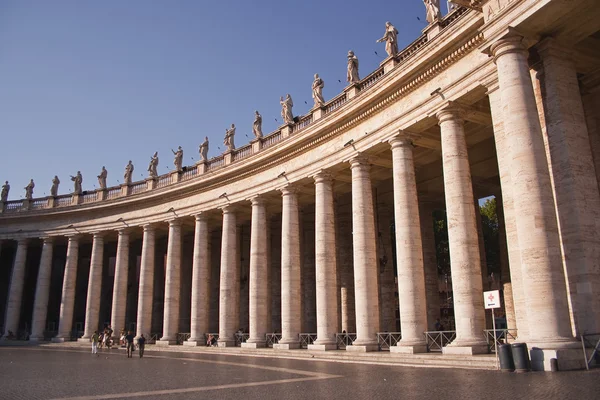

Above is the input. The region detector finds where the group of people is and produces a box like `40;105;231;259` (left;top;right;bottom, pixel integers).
90;326;145;358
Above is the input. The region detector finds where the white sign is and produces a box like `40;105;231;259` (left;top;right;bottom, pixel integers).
484;290;501;309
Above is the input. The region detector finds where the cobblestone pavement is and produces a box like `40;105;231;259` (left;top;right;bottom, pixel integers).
0;347;596;400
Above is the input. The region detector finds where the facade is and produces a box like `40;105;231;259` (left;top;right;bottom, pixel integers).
1;0;600;370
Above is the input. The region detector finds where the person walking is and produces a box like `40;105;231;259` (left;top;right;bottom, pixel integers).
138;334;146;358
125;330;135;358
91;331;99;357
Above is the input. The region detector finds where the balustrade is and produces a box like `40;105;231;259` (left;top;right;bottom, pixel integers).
181;168;196;181
324;93;347;114
156;174;171;188
30;198;48;210
360;68;385;90
292;114;314;133
233;144;252;161
106;186;121;199
81;192;97;204
129;182;146;195
262;130;282;149
207;156;225;171
55;195;72;207
4;200;23;211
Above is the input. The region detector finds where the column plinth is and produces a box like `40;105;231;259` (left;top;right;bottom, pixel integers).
54;235;80;342
80;233;105;341
159;219;183;345
187;213;211;346
30;237;55;341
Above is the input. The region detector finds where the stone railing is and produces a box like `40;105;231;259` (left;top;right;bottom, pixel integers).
0;8;473;215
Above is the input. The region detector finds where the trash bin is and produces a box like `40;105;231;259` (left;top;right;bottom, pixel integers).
498;343;515;372
511;342;530;372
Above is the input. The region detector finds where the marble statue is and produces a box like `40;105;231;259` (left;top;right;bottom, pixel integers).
376;22;399;57
280;94;294;125
148;152;159;178
70;171;83;195
224;124;236;151
347;51;360;84
424;0;441;24
97;166;108;190
1;181;9;202
24;179;34;200
172;146;183;172
124;160;134;185
253;111;263;139
312;74;325;108
199;137;209;162
51;176;60;197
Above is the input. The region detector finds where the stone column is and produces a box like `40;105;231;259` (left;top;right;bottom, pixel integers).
388;137;428;353
536;38;600;335
275;186;301;349
2;239;28;338
136;224;155;339
347;156;380;352
30;237;55;341
186;213;211;346
488;84;528;339
159;219;182;345
54;235;80;341
243;197;269;348
420;203;440;331
110;229;130;336
437;106;487;354
491;36;576;359
80;233;104;340
308;171;338;350
218;205;238;347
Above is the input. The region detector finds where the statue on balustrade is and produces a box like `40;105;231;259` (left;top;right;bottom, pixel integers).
423;0;441;24
1;181;9;202
172;146;183;172
280;94;294;125
124;160;134;185
376;22;399;57
24;179;34;200
312;74;325;108
70;171;83;195
97;166;107;190
224;124;236;151
148;152;159;178
199;137;209;162
253;111;263;139
347;50;360;84
50;176;60;197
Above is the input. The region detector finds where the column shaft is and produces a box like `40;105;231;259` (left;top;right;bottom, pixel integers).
81;233;104;340
438;107;487;354
110;230;130;336
136;225;155;339
276;186;301;349
159;220;182;344
389;138;427;353
3;239;28;338
243;197;269;348
54;236;80;341
218;207;238;347
308;172;338;350
420;204;441;330
186;214;210;345
348;157;380;351
30;238;55;341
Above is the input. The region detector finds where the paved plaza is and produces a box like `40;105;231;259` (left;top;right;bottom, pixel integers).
0;347;597;400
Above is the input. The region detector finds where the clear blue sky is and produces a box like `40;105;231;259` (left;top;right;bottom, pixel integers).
0;0;450;200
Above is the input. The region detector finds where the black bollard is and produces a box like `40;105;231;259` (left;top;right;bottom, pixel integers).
511;342;531;372
498;343;515;372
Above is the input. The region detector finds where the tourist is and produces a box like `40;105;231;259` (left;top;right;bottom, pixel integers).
105;326;113;349
91;331;99;356
434;318;444;331
98;331;104;349
138;334;146;358
125;330;135;358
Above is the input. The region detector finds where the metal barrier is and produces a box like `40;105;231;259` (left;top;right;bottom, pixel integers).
234;332;249;346
335;333;356;349
424;330;456;352
377;332;402;350
265;333;282;348
147;333;160;344
484;329;517;353
580;333;600;370
176;333;191;345
299;333;317;348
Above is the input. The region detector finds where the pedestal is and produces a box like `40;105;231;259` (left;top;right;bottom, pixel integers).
217;340;236;348
98;190;107;201
196;162;207;175
307;343;337;351
241;342;266;349
442;344;488;355
146;178;157;190
224;151;233;165
251;138;263;153
346;344;379;352
72;194;81;205
312;107;325;121
171;171;181;183
380;55;398;74
281;124;293;138
183;340;205;347
120;184;130;196
423;20;443;40
156;340;176;346
273;342;300;350
390;344;428;354
345;84;360;99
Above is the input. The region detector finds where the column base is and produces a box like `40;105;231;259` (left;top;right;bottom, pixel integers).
217;340;236;348
390;344;428;354
308;343;337;351
241;342;266;349
156;340;177;346
28;337;46;343
183;340;205;347
273;342;300;350
51;337;70;343
346;344;379;352
77;338;90;343
442;344;488;355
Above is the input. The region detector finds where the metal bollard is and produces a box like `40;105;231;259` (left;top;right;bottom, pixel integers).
498;343;515;372
511;342;531;372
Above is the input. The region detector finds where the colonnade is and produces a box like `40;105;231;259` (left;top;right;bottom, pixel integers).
1;35;597;364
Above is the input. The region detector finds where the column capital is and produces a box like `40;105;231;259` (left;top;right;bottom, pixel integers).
91;232;105;240
219;204;238;214
193;212;208;222
535;37;573;62
490;35;527;64
116;227;131;236
16;238;29;246
142;223;156;233
248;195;266;206
436;105;464;125
279;184;299;197
389;135;415;150
312;170;333;184
40;236;55;244
167;218;183;228
66;233;81;242
348;155;370;169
